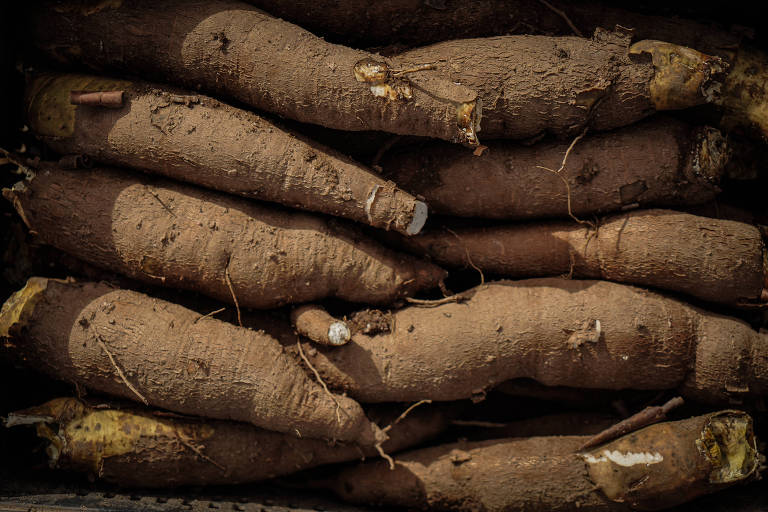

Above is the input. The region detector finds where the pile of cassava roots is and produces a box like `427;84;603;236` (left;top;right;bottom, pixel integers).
3;1;768;511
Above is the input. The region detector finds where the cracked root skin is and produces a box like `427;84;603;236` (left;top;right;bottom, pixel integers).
0;278;382;445
382;117;726;219
2;166;445;308
329;413;758;512
303;279;768;404
397;29;710;140
27;0;478;143
6;398;451;487
25;73;428;235
401;209;766;306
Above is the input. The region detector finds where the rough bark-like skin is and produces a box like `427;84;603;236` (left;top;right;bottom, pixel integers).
25;73;428;236
381;118;727;219
26;0;479;144
0;279;383;445
302;279;768;404
330;412;758;511
9;398;451;487
397;29;705;139
242;0;743;58
3;166;445;308
401;209;767;306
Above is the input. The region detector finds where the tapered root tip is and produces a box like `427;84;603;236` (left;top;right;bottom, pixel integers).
406;201;429;236
328;321;351;346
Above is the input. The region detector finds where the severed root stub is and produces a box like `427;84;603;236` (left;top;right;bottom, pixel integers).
291;304;351;347
630;40;728;110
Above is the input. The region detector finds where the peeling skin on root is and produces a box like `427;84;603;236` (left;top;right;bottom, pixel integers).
583;449;663;467
456;100;481;146
354;58;480;146
629;40;727;110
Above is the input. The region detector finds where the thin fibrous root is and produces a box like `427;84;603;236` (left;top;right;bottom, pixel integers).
224;263;242;327
95;334;148;406
375;442;396;470
536;127;596;229
382;400;433;434
296;340;348;424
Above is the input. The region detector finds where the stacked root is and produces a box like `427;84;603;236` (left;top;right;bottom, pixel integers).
1;1;766;510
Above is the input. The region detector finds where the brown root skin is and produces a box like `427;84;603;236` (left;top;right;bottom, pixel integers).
6;398;454;487
241;0;745;58
381;117;727;219
3;165;446;308
395;30;720;140
329;412;758;512
0;278;382;445
399;209;766;306
718;45;768;141
300;279;768;405
27;0;479;144
25;73;429;235
291;304;350;346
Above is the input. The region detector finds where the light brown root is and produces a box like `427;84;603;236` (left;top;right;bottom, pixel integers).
296;340;348;424
535;127;596;229
375;441;396;470
536;0;584;37
95;335;148;406
761;289;768;302
176;430;227;472
224;263;242;327
382;399;432;434
193;307;226;324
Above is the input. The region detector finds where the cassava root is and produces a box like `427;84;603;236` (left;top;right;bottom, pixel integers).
4;397;453;487
298;279;768;405
0;277;383;445
399;209;767;306
25;72;428;235
381;118;728;219
2;165;445;309
327;411;759;511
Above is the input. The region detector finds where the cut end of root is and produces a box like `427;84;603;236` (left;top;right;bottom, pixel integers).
697;412;759;484
688;126;730;187
406;201;429;236
456;99;482;147
328;321;351;346
630;40;727;110
0;277;50;338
